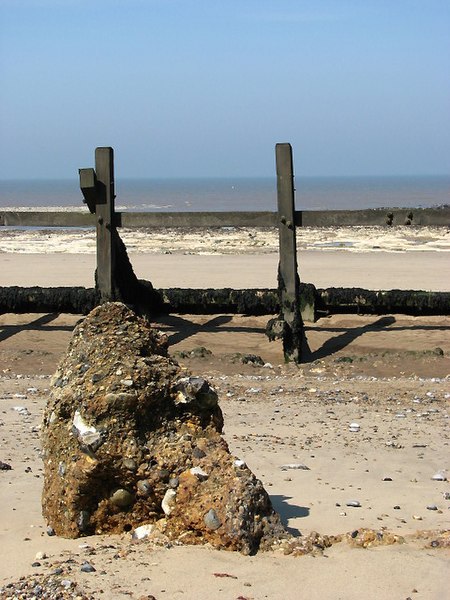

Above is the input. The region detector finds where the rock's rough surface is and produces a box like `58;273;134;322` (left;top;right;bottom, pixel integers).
42;303;287;554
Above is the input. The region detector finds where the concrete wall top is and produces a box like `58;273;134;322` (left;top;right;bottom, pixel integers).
1;207;448;228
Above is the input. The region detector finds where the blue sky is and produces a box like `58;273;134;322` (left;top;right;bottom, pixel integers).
0;0;449;178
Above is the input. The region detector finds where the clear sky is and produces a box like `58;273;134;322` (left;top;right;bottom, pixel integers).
0;0;449;179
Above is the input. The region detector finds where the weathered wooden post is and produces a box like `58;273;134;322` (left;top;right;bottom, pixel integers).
275;143;304;362
79;147;117;302
80;147;162;314
94;147;116;301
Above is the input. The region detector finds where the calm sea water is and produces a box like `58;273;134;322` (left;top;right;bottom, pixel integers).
0;176;448;212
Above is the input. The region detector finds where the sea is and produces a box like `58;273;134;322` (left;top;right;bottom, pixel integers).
0;175;448;212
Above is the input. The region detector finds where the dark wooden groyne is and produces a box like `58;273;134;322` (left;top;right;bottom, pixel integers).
1;144;449;363
1;285;448;319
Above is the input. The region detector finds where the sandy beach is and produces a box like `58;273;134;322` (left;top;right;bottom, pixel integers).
0;226;449;599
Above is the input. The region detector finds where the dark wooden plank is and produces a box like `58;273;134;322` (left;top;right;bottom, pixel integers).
79;168;98;214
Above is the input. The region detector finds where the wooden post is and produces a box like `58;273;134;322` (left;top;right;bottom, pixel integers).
275;143;303;362
94;147;116;302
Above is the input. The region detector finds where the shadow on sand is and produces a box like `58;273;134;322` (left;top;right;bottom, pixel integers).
270;495;310;536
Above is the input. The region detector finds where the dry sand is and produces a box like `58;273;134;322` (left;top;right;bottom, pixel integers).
0;227;449;599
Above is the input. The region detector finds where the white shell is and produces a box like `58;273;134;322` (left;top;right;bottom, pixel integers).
73;410;101;446
280;463;310;471
161;489;177;515
12;406;30;415
190;466;208;480
132;523;154;540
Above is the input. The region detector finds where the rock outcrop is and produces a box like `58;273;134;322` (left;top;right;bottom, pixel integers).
42;303;288;554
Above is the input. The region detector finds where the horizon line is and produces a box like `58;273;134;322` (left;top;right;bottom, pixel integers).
1;173;450;182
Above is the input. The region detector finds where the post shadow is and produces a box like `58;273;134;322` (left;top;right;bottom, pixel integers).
0;313;74;344
270;494;310;536
302;315;397;363
155;314;265;346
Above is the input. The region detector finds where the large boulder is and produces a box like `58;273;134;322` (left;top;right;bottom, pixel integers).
42;303;288;554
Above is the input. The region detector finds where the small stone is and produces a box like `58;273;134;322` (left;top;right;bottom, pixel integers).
123;458;138;471
0;461;12;470
241;354;264;366
110;488;134;508
432;471;447;481
192;447;206;459
234;459;246;469
412;515;423;520
77;510;90;532
35;551;47;560
120;379;134;387
158;468;171;483
46;526;55;536
173;376;218;408
204;508;221;530
31;562;41;567
136;480;152;497
348;423;360;432
346;501;361;508
61;580;73;589
393;505;401;510
383;477;393;481
80;561;96;573
426;504;438;511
